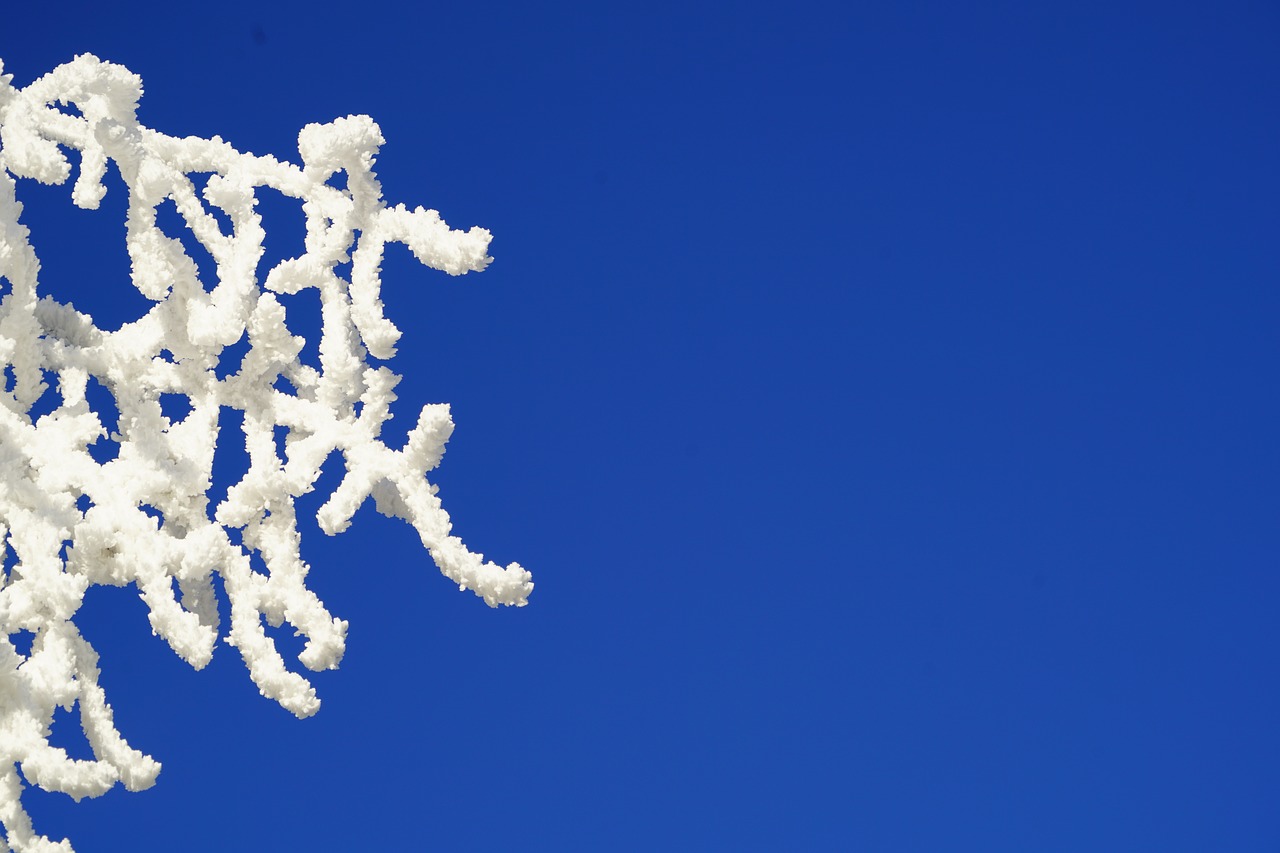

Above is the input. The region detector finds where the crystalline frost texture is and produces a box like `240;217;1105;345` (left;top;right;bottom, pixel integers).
0;54;530;853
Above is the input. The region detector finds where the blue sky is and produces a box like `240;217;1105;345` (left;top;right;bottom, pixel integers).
2;1;1279;849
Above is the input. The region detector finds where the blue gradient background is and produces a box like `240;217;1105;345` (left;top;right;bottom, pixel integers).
2;1;1278;849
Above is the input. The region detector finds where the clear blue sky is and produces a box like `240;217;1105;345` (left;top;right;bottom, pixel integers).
2;1;1278;849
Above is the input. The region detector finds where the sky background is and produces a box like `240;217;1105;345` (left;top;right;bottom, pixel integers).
2;1;1279;850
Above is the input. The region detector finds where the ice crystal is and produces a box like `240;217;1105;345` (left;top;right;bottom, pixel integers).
0;54;530;852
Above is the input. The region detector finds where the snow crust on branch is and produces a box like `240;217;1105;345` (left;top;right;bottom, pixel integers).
0;54;530;852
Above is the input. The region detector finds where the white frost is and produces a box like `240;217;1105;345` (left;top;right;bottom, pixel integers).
0;54;530;852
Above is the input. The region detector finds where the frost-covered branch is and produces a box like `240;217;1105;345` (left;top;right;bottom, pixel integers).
0;54;530;852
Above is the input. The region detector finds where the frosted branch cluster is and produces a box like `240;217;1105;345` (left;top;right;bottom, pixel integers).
0;55;530;851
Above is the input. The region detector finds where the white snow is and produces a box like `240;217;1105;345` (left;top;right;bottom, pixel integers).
0;54;530;852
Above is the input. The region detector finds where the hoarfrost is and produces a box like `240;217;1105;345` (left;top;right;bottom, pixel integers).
0;54;530;852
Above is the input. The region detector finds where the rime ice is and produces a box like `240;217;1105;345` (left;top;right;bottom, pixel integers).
0;55;530;852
